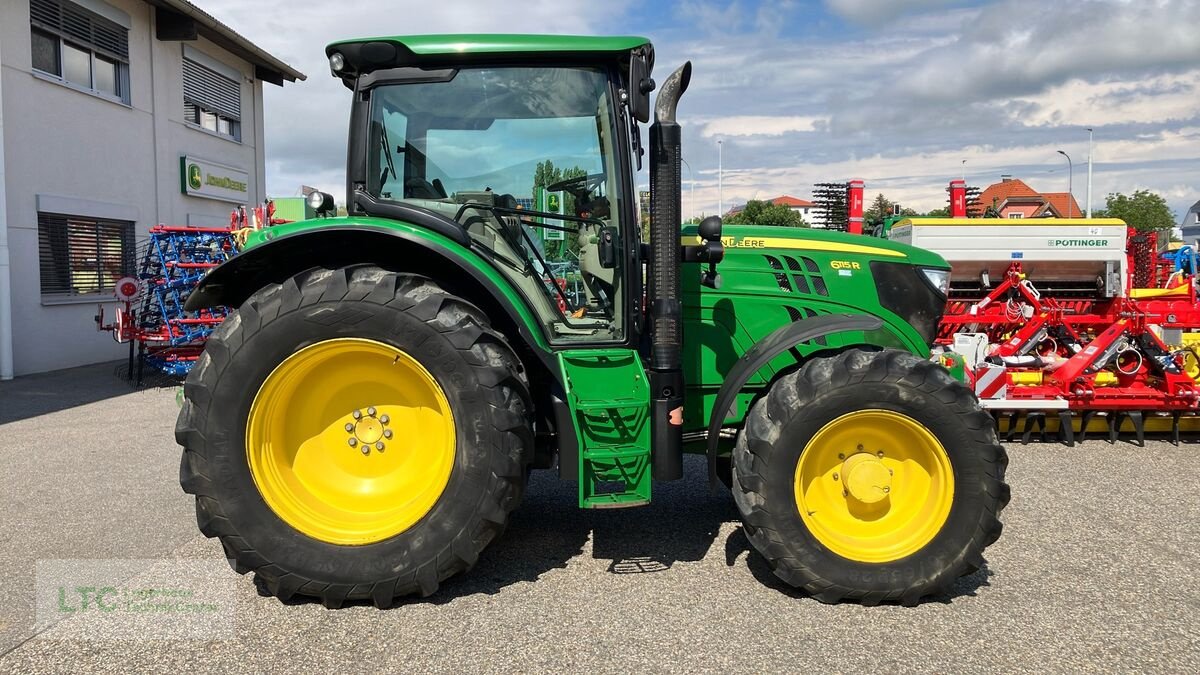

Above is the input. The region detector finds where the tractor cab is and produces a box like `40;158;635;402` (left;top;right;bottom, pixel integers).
330;37;654;344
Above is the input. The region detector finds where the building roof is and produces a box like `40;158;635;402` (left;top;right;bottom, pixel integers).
150;0;305;84
768;195;814;208
971;178;1039;214
1040;192;1084;218
971;177;1082;218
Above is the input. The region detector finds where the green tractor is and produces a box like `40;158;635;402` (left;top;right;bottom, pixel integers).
177;34;1008;607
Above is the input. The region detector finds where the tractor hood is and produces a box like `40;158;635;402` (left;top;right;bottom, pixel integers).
682;224;951;347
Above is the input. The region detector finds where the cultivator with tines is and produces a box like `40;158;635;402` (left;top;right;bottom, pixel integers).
96;202;289;381
133;225;239;376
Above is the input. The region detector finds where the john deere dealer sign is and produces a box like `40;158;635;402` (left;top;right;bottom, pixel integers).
181;156;249;203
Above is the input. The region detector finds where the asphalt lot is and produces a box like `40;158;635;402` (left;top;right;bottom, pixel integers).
1;362;1198;673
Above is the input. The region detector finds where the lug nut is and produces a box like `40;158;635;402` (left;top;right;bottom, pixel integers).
348;438;357;447
832;473;839;480
367;406;376;416
856;444;864;451
352;410;362;420
375;441;385;451
838;453;845;460
877;451;885;458
345;423;354;432
361;446;370;455
383;429;393;439
883;486;891;493
380;415;389;425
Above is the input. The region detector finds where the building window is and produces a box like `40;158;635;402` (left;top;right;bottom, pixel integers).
38;212;135;297
1008;213;1024;219
29;0;130;104
183;56;241;141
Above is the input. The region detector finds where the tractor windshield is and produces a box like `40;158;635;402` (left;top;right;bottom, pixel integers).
366;66;627;343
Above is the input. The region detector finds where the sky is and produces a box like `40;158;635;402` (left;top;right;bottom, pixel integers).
203;0;1200;221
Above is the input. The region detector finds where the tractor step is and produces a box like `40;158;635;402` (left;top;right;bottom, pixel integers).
558;349;652;509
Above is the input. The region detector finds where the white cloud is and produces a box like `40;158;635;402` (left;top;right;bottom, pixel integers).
700;115;829;137
825;0;967;24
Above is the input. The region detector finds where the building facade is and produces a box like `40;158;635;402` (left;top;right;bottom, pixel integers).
0;0;302;378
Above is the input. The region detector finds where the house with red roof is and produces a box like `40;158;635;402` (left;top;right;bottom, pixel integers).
970;176;1083;218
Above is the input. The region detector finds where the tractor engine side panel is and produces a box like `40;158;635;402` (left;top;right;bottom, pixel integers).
680;233;931;434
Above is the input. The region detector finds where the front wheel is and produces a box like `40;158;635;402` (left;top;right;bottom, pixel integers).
731;349;1009;605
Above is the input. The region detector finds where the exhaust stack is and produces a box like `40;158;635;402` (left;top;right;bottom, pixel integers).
647;62;691;481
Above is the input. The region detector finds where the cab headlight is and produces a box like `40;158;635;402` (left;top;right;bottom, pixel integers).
920;267;951;296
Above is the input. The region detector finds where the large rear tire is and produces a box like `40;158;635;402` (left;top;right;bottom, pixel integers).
176;266;532;608
731;349;1009;605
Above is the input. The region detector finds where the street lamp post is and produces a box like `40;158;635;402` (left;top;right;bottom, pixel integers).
717;140;723;216
1085;128;1094;218
681;158;695;222
1057;149;1074;218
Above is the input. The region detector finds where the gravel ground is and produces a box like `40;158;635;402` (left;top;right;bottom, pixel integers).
1;362;1198;673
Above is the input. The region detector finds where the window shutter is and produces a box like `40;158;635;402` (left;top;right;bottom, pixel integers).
29;0;129;62
183;58;241;121
38;212;135;296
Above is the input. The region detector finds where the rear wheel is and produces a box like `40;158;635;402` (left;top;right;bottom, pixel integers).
731;349;1009;605
176;267;532;607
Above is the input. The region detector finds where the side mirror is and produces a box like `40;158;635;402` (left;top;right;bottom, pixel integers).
629;53;654;124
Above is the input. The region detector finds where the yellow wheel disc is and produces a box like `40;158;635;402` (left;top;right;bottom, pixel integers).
794;409;954;563
246;338;455;545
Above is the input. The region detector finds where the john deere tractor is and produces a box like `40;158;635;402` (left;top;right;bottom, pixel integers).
177;35;1008;607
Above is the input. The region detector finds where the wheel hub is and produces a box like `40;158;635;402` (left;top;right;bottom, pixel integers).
345;407;392;450
245;338;456;545
793;409;955;563
841;452;891;504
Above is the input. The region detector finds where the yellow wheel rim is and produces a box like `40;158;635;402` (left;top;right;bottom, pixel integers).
246;338;455;545
794;409;954;563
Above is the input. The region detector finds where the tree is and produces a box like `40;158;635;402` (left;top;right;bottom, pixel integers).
862;193;916;230
925;206;950;217
723;200;809;227
1094;189;1176;232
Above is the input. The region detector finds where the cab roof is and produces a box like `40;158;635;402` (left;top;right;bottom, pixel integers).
330;34;650;57
325;34;651;82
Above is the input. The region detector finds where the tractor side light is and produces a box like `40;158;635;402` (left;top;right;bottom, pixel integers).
329;52;345;73
920;268;951;297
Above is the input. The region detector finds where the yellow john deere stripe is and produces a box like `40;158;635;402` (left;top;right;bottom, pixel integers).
246;338;456;545
682;236;906;257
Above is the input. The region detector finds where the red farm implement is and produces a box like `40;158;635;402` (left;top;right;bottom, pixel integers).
892;217;1200;445
96;202;289;382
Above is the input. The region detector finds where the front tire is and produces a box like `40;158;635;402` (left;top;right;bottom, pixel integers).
731;349;1009;605
175;267;532;608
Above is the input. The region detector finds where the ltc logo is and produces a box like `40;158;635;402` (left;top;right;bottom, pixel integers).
57;586;119;613
187;164;203;190
547;193;560;212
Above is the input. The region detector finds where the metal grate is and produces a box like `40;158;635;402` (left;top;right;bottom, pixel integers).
30;0;129;61
183;57;241;121
38;212;135;296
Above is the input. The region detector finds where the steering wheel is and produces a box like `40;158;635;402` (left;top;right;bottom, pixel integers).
546;173;605;198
